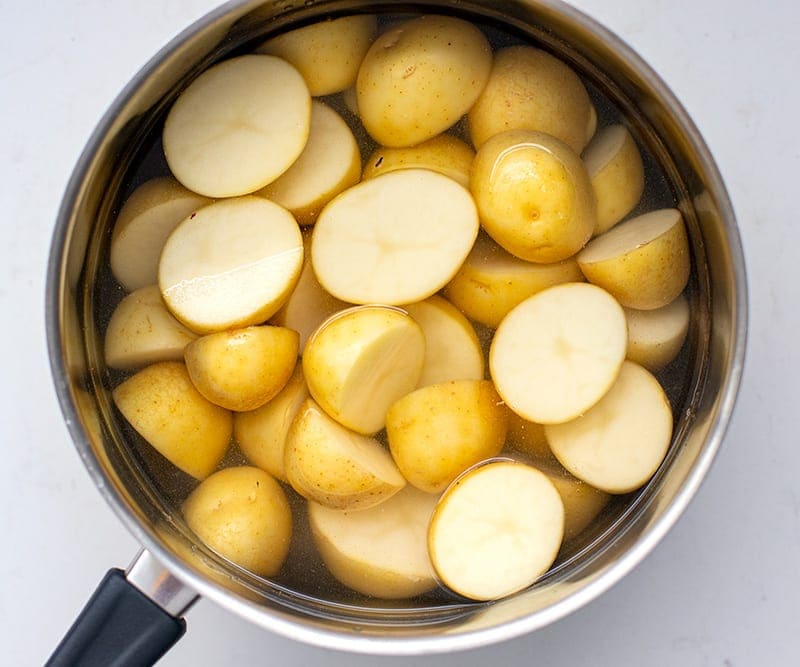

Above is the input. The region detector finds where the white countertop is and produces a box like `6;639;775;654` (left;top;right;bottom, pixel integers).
1;0;797;664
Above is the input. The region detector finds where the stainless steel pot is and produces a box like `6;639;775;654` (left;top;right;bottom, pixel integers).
46;0;747;662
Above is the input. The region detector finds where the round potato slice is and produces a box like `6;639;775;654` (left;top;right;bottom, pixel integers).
386;380;508;493
184;325;299;412
257;15;378;96
468;45;594;153
443;233;584;328
159;196;303;333
258;101;361;225
183;466;292;577
577;208;690;310
110;177;210;291
471;130;596;263
303;305;425;434
105;285;198;370
357;15;492;147
428;460;564;601
312;169;479;305
546;361;673;494
403;296;484;387
285;398;406;510
112;361;231;480
490;283;627;424
506;411;553;463
163;55;311;197
624;295;690;372
583;124;645;235
309;486;438;599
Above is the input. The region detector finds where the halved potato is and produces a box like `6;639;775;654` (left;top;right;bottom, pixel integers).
110;177;210;291
546;361;673;494
490;283;627;424
112;361;231;480
302;305;425;434
159;196;303;333
506;411;553;463
577;208;690;310
105;285;197;370
428;460;564;601
285;398;406;510
163;55;311;197
309;486;438;599
625;295;690;372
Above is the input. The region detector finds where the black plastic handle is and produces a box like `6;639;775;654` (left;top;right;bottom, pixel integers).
47;568;186;667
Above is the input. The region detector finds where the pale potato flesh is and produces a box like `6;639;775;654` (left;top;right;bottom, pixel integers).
159;196;303;333
428;461;564;600
624;295;690;372
163;55;311;198
490;283;627;424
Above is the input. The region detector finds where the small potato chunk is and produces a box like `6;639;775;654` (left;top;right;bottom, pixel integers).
112;361;231;480
506;411;554;463
257;15;378;96
234;365;309;482
577;208;690;310
183;466;292;577
285;398;406;510
471;130;596;263
546;361;673;494
357;15;492;147
184;325;299;412
163;55;311;198
490;283;627;424
105;285;197;370
443;233;584;328
159;196;303;333
583;124;645;235
428;460;564;601
258;101;361;226
468;45;594;153
403;296;484;387
386;380;508;493
110;177;210;291
362;134;475;188
312;169;479;305
625;295;690;372
309;486;438;599
303;305;425;434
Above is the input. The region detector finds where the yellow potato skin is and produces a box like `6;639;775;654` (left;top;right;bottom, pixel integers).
386;380;508;493
183;466;292;577
506;411;554;462
112;361;231;480
536;462;610;541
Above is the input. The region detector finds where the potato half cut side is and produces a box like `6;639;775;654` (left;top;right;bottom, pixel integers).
546;361;673;494
159;196;303;334
285;399;406;510
624;295;690;372
163;55;311;198
312;169;479;305
428;461;564;601
490;283;627;424
309;486;438;599
577;208;690;310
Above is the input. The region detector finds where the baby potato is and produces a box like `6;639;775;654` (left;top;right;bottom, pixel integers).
183;466;292;577
105;285;197;370
471;130;596;263
303;305;425;434
577;208;690;309
308;486;438;599
583;124;645;235
443;233;584;328
110;177;210;291
362;134;475;188
386;380;508;493
258;101;361;226
184;325;299;412
357;15;492;147
625;295;690;372
506;411;554;463
468;45;594;153
112;361;231;480
285;398;406;510
257;15;378;96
